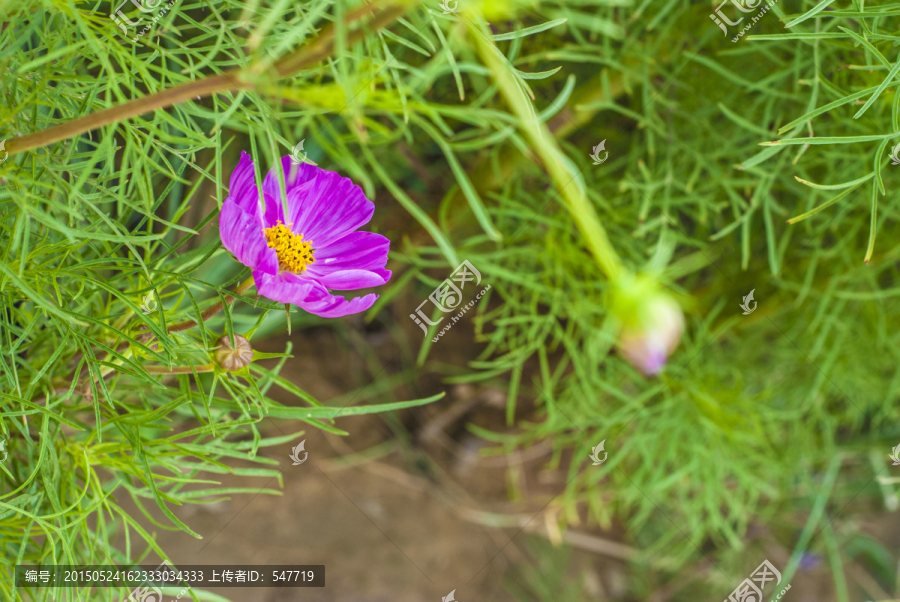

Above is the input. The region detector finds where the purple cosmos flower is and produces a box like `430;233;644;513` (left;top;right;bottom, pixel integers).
219;152;391;318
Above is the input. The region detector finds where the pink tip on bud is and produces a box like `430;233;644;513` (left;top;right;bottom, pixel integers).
608;274;684;376
616;297;684;375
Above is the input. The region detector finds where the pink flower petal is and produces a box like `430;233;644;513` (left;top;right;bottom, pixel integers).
296;292;379;318
253;270;329;304
253;270;378;318
308;269;388;290
229;151;261;212
260;157;301;226
260;160;374;246
223;155;392;319
262;191;285;228
262;156;303;203
285;169;374;247
220;197;278;275
305;231;391;290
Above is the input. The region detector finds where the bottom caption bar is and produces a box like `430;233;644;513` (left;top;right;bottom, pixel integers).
15;565;325;588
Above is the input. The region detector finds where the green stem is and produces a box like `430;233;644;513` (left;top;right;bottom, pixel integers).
468;17;625;281
145;364;215;374
55;276;254;400
166;276;256;333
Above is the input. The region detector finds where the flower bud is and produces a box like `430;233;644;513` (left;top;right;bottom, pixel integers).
215;334;253;371
608;274;684;376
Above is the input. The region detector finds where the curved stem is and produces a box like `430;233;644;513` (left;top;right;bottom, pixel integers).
166;276;256;333
145;363;215;374
468;17;625;281
6;74;243;155
50;277;255;401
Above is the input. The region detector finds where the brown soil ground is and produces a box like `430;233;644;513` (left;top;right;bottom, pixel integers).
119;323;900;602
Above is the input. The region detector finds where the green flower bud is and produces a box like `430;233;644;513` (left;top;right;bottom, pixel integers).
608;273;684;376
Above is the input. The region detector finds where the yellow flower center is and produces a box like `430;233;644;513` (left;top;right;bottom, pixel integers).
264;222;315;273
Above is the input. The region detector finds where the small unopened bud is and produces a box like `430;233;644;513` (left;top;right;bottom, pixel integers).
608;274;684;376
215;334;253;371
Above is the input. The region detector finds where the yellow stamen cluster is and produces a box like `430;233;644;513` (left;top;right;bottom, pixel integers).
264;221;315;273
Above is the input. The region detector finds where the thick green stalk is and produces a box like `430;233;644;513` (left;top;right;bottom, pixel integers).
468;18;625;281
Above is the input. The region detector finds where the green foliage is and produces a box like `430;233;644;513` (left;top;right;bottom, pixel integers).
3;0;900;599
405;0;900;589
0;0;447;598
